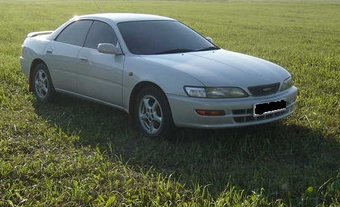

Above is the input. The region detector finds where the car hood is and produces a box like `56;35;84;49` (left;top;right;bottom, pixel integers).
141;49;290;87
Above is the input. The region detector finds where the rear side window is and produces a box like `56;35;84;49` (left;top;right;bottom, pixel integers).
56;20;93;46
84;21;118;49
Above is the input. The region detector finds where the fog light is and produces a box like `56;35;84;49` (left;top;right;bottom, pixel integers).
195;109;225;116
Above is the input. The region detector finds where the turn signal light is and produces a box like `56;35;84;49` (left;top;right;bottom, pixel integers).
195;109;225;116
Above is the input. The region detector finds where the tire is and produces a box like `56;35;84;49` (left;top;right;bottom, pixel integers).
135;86;174;138
32;63;57;102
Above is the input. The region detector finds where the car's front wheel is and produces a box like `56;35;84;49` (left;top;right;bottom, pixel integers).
32;63;57;102
135;86;174;138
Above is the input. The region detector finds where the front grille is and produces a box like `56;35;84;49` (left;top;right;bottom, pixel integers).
248;82;280;96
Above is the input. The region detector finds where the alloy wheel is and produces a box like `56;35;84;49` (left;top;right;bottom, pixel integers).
34;69;49;99
138;95;163;135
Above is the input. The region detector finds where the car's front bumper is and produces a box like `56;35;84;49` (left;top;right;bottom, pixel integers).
167;86;298;128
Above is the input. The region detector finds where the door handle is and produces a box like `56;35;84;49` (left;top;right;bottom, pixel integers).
46;49;53;54
79;56;88;61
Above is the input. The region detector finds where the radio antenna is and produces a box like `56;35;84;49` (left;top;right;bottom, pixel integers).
92;0;102;13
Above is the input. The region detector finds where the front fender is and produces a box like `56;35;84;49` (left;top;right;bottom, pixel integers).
122;55;204;110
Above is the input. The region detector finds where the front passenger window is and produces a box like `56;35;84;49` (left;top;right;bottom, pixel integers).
84;21;118;49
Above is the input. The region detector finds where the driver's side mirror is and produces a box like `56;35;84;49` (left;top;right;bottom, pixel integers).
206;37;213;43
97;43;122;55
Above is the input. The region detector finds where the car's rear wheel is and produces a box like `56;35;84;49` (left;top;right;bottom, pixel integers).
32;63;57;102
135;86;174;138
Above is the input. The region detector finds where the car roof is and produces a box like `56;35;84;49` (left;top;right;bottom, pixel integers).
77;13;175;24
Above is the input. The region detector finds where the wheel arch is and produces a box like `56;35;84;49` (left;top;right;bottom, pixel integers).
29;59;47;91
128;81;173;127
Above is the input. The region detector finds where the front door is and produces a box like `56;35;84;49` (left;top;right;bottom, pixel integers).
77;21;124;106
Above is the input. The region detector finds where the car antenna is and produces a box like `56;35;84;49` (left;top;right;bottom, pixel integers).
92;0;102;13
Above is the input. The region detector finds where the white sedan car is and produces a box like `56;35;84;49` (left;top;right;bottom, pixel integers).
20;13;298;137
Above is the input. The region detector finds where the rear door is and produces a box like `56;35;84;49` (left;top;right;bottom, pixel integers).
44;20;93;93
77;20;124;106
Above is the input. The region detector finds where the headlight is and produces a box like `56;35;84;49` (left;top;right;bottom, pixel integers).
184;86;248;98
206;87;248;98
280;77;293;91
184;87;207;98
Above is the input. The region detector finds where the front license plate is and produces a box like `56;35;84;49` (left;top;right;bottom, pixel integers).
253;100;286;117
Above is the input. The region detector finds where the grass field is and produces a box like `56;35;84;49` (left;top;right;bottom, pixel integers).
1;0;340;206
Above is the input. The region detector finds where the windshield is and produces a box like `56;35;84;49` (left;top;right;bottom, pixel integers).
118;20;218;55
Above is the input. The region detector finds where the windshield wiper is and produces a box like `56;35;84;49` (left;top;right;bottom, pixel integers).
196;46;220;52
156;49;194;54
156;46;220;54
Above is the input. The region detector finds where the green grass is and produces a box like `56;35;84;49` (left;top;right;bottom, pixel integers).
1;0;340;206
